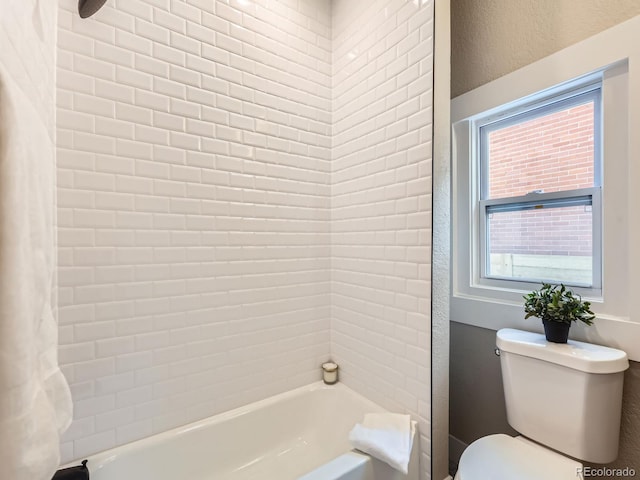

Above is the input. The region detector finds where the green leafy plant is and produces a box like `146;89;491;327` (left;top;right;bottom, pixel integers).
523;283;596;325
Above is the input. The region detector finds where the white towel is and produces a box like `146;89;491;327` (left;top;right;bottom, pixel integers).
349;413;416;474
0;2;72;480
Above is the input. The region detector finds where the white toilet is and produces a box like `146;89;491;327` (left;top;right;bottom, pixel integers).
455;328;629;480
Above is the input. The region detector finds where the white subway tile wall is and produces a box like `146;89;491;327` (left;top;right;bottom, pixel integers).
331;0;433;478
57;0;332;461
56;0;434;476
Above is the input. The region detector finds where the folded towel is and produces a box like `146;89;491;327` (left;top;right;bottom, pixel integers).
348;413;417;474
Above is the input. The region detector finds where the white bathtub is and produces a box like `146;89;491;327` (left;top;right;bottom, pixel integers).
83;382;419;480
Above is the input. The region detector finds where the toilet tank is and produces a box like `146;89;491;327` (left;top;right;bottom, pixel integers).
496;329;628;464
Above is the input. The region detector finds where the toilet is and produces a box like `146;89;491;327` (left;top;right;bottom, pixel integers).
455;328;629;480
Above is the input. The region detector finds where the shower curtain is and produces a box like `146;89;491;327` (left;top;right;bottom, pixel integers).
0;1;73;479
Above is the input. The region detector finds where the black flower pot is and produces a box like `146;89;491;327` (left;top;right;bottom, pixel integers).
542;319;571;343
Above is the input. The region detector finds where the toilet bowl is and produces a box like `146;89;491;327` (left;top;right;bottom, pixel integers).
454;434;581;480
454;329;628;480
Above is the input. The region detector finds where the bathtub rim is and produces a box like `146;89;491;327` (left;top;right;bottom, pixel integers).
65;380;384;471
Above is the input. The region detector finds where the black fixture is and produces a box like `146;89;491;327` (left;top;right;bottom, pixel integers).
52;460;89;480
78;0;108;18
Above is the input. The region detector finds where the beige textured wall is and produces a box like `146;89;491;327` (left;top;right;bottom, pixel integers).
609;361;640;477
451;0;640;97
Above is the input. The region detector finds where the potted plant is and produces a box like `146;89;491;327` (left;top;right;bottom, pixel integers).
523;283;596;343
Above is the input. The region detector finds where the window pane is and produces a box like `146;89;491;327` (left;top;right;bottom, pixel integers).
487;204;592;285
485;101;595;200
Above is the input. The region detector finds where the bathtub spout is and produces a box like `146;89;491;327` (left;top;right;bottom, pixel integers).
52;460;89;480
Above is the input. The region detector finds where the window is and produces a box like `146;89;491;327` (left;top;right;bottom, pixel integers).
452;60;629;309
476;84;602;288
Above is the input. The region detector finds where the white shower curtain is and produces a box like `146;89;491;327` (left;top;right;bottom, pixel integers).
0;1;73;479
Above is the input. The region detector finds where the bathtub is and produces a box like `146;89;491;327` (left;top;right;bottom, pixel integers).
82;382;419;480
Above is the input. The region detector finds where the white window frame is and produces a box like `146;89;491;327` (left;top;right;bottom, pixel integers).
450;16;640;361
474;81;603;291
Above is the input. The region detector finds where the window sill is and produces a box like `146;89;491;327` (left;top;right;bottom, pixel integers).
450;293;640;361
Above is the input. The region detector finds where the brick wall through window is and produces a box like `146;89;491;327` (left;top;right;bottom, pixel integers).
487;103;594;258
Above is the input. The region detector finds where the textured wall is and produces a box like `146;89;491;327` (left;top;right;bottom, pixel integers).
449;322;515;447
431;0;450;477
451;0;640;97
611;362;640;478
56;0;332;461
330;0;433;478
449;322;640;477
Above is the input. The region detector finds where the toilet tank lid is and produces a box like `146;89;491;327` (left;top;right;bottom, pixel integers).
496;329;629;374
